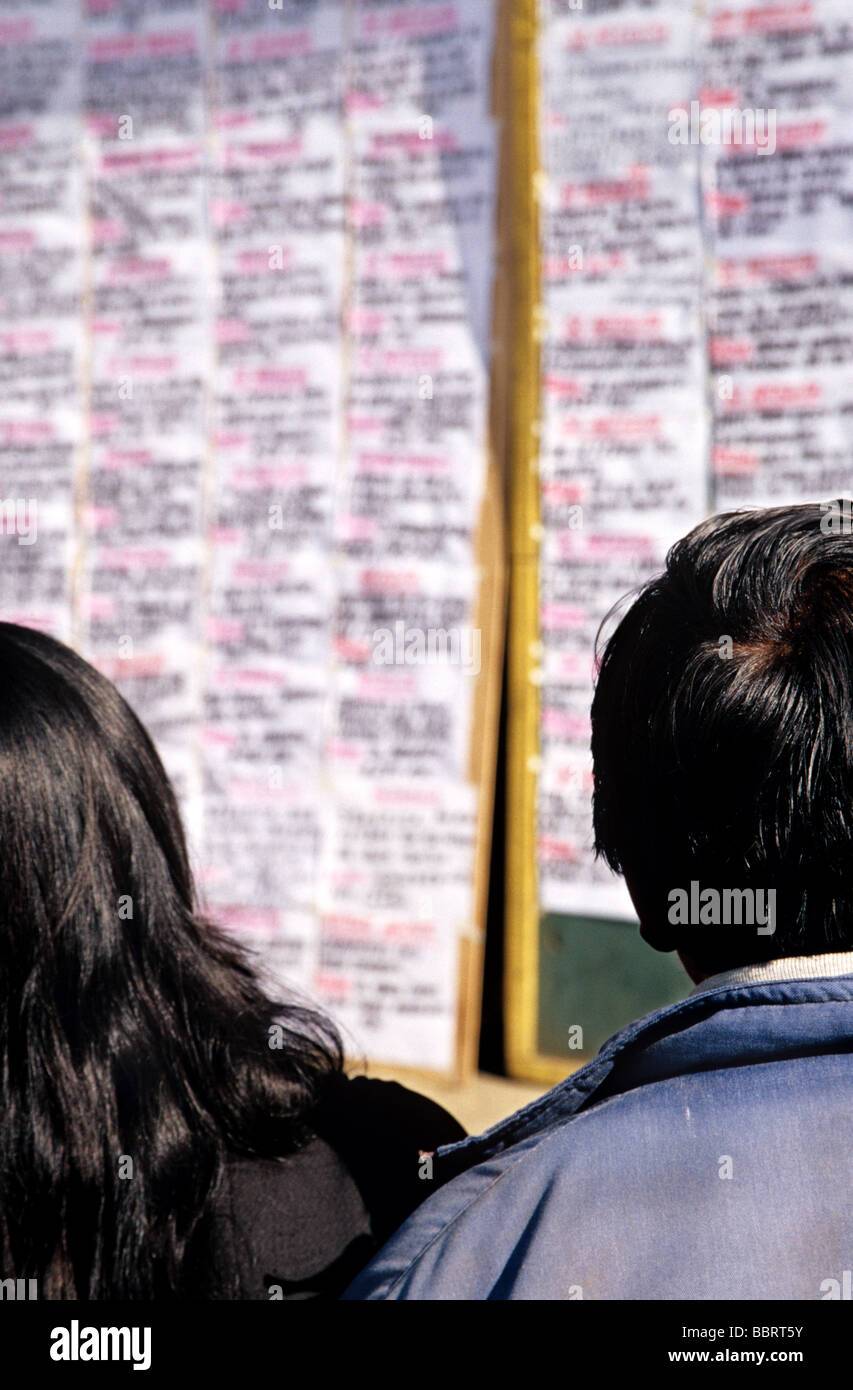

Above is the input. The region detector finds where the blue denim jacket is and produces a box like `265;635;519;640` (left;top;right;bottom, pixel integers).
344;976;853;1299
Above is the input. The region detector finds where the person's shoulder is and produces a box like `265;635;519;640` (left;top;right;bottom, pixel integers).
341;1094;665;1300
311;1072;466;1245
226;1137;365;1226
320;1072;465;1142
310;1072;466;1168
211;1137;374;1299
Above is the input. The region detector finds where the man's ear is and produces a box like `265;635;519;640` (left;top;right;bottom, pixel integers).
625;867;710;984
639;918;680;953
625;873;680;953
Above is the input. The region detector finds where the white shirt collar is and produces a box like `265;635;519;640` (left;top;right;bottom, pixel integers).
690;951;853;996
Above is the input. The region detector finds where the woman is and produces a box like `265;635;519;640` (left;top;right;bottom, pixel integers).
0;622;463;1299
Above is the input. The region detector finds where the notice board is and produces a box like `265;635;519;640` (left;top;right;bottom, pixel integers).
506;0;853;1083
0;0;507;1082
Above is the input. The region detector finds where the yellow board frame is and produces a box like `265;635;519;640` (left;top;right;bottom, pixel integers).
502;0;571;1087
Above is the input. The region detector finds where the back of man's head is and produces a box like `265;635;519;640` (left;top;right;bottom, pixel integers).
591;501;853;977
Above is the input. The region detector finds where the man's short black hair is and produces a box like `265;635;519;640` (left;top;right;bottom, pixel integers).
591;501;853;974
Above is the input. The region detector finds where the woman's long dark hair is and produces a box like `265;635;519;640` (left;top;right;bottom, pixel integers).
0;622;343;1298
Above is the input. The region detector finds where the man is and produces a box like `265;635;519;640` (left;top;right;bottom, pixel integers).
345;502;853;1299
